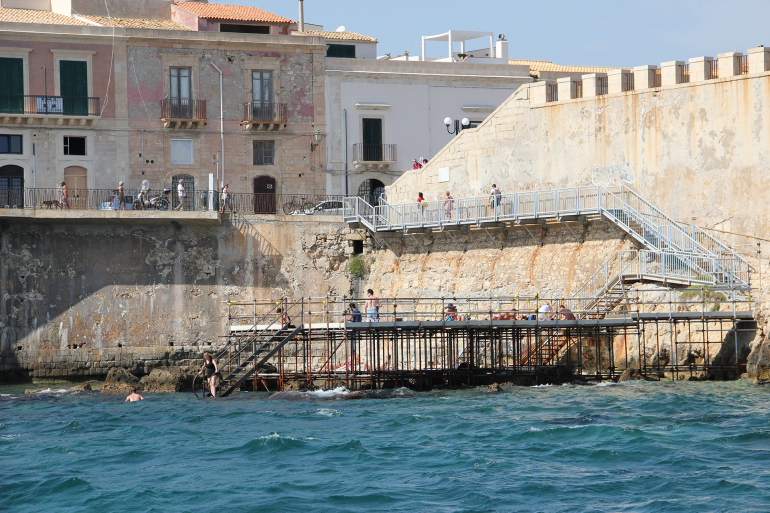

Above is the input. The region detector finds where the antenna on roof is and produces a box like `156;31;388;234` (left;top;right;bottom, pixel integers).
336;26;346;32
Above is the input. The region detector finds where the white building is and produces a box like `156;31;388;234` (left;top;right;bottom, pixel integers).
321;30;532;200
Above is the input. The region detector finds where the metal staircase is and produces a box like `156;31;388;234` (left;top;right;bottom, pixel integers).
343;185;749;290
215;301;303;397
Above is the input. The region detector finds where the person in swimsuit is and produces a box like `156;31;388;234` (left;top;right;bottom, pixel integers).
125;388;144;402
197;352;219;398
364;289;380;322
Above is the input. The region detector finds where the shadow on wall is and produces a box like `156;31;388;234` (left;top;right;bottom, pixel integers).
0;219;284;356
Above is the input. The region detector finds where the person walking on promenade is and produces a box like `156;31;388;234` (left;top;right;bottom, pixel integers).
197;352;219;398
490;184;501;211
365;289;381;322
117;181;126;210
175;179;187;211
60;181;69;210
125;388;144;402
220;183;235;214
444;191;454;220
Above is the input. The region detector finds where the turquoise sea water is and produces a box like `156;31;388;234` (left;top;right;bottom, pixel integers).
2;381;770;512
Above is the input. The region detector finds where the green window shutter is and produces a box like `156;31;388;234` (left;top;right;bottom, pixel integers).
60;60;88;115
0;58;23;114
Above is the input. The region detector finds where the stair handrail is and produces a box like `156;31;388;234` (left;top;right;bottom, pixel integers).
218;299;288;370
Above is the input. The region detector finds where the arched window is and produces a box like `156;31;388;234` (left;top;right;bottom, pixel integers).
0;164;23;208
357;178;385;206
172;174;195;210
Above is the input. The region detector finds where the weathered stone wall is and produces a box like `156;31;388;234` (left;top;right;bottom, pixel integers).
0;215;357;380
362;222;634;299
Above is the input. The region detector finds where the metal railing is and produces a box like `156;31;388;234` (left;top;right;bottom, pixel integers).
546;84;558;102
352;143;397;162
623;72;634;92
652;68;662;87
243;101;287;123
0;187;224;211
707;60;719;80
597;76;608;95
571;80;583;99
343;184;750;288
227;193;351;215
0;95;100;116
679;64;690;83
738;55;749;75
161;98;206;120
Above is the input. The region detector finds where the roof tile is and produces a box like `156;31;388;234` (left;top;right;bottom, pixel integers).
0;7;90;26
81;15;191;31
174;1;294;23
304;30;377;42
509;59;622;78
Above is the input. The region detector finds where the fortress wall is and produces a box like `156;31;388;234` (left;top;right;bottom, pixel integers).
388;69;770;242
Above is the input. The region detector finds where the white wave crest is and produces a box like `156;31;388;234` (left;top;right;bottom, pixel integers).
307;386;351;398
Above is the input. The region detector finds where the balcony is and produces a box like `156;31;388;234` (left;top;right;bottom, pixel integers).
0;95;100;126
160;98;206;129
352;143;397;171
242;101;288;130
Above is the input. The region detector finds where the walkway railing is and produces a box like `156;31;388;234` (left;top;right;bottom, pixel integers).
343;185;750;288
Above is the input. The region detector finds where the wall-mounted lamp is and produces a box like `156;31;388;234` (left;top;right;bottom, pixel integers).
311;129;325;151
444;117;470;135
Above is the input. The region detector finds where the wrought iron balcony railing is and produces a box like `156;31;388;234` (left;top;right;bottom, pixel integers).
243;101;288;123
160;98;206;120
0;95;100;116
352;143;397;163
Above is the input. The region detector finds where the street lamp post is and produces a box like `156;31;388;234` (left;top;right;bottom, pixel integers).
444;117;470;135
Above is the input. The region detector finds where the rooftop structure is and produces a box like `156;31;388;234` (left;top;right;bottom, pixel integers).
421;30;508;63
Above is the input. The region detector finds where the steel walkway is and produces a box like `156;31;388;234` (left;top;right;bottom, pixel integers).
342;185;750;293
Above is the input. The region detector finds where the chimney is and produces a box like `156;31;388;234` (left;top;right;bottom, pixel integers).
298;0;304;32
496;36;508;61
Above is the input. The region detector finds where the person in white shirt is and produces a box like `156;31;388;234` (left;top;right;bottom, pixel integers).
175;179;187;210
220;183;235;214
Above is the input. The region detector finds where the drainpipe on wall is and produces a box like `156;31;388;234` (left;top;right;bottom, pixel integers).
344;108;348;195
209;61;225;189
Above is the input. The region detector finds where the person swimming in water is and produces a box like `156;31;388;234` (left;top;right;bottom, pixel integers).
125;388;144;402
197;352;219;398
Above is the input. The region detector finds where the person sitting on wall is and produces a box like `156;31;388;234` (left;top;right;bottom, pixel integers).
538;303;553;321
444;304;459;321
413;159;422;169
558;304;576;320
346;303;362;323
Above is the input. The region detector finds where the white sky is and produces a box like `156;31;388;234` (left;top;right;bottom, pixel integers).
236;0;770;67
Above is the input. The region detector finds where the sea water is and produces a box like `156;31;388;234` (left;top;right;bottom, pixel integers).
2;381;770;512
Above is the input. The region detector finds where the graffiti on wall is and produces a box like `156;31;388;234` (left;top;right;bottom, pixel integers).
588;162;637;187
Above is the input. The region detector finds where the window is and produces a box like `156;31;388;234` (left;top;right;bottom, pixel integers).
63;136;86;156
0;134;22;154
327;44;356;58
251;71;273;104
221;24;269;34
171;139;194;164
170;67;191;99
0;58;23;114
253;141;274;165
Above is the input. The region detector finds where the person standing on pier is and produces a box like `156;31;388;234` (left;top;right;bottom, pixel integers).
197;352;219;398
117;181;126;210
60;181;69;210
365;289;381;322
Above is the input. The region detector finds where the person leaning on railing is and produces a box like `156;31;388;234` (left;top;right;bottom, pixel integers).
220;183;235;214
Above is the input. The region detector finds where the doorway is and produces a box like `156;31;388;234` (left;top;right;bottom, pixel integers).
357;178;385;206
64;166;87;208
362;118;383;161
253;175;276;213
0;164;23;207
